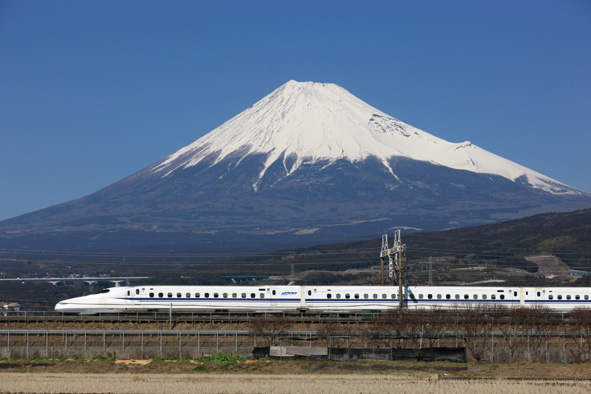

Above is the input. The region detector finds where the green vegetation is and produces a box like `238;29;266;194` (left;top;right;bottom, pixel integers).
90;355;116;363
194;351;244;364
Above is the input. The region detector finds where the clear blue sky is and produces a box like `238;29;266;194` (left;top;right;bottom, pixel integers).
1;0;590;221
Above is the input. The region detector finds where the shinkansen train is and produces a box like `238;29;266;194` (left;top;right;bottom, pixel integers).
55;285;591;314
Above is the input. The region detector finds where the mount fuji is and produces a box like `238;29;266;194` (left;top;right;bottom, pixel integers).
2;80;590;254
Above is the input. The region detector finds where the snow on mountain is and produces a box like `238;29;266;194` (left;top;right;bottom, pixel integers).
2;81;590;256
152;80;577;195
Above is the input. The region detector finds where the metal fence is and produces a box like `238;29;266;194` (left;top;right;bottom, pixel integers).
1;328;589;363
0;329;318;359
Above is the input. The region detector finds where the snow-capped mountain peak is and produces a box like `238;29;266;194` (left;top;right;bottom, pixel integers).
152;80;578;195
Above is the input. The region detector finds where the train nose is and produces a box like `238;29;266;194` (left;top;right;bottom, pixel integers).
55;300;79;313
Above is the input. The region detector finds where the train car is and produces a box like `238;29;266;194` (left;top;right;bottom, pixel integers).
54;284;591;314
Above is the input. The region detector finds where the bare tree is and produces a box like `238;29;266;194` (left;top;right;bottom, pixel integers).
369;309;419;348
460;304;495;362
568;308;591;363
368;307;451;349
514;305;553;362
497;306;530;363
420;307;451;348
318;321;355;348
249;315;293;346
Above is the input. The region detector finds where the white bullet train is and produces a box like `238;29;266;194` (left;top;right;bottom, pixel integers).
55;284;591;314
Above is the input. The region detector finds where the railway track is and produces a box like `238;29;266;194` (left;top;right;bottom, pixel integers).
1;311;375;325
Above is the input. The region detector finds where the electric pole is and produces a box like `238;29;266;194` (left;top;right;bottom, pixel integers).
380;230;406;308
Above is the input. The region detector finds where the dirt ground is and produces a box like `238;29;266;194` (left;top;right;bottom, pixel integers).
1;359;591;379
525;255;570;276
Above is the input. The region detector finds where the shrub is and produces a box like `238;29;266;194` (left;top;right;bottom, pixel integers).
90;355;115;363
194;351;243;364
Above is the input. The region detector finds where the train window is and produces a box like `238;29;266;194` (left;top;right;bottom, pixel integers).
473;294;478;300
500;295;505;300
354;294;359;299
241;293;246;298
491;294;496;300
446;294;451;300
136;289;140;295
514;291;517;297
548;295;553;300
575;295;580;300
251;293;255;298
464;294;469;300
177;293;182;298
586;295;589;300
186;293;191;298
418;294;423;299
567;295;571;300
232;293;237;298
127;291;130;296
482;294;487;300
149;293;154;298
158;293;163;298
336;294;341;299
428;294;433;299
98;289;110;294
364;294;369;299
497;290;504;292
537;292;541;297
373;294;378;299
308;290;312;296
345;294;350;299
223;293;228;298
557;295;563;300
455;294;460;300
437;294;442;299
272;290;276;295
382;294;387;299
195;293;200;298
327;294;332;299
204;293;209;298
260;293;264;298
392;294;397;299
214;293;219;298
168;293;173;298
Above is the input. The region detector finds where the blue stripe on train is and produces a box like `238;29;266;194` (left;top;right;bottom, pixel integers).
118;297;591;305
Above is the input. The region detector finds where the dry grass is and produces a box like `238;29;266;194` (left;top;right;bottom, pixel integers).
1;372;591;394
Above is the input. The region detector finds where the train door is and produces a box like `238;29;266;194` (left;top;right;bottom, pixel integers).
269;288;278;308
133;288;142;306
534;288;544;308
300;286;307;311
306;288;316;308
125;288;135;306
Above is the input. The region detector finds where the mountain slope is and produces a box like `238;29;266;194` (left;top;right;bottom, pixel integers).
1;80;590;255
